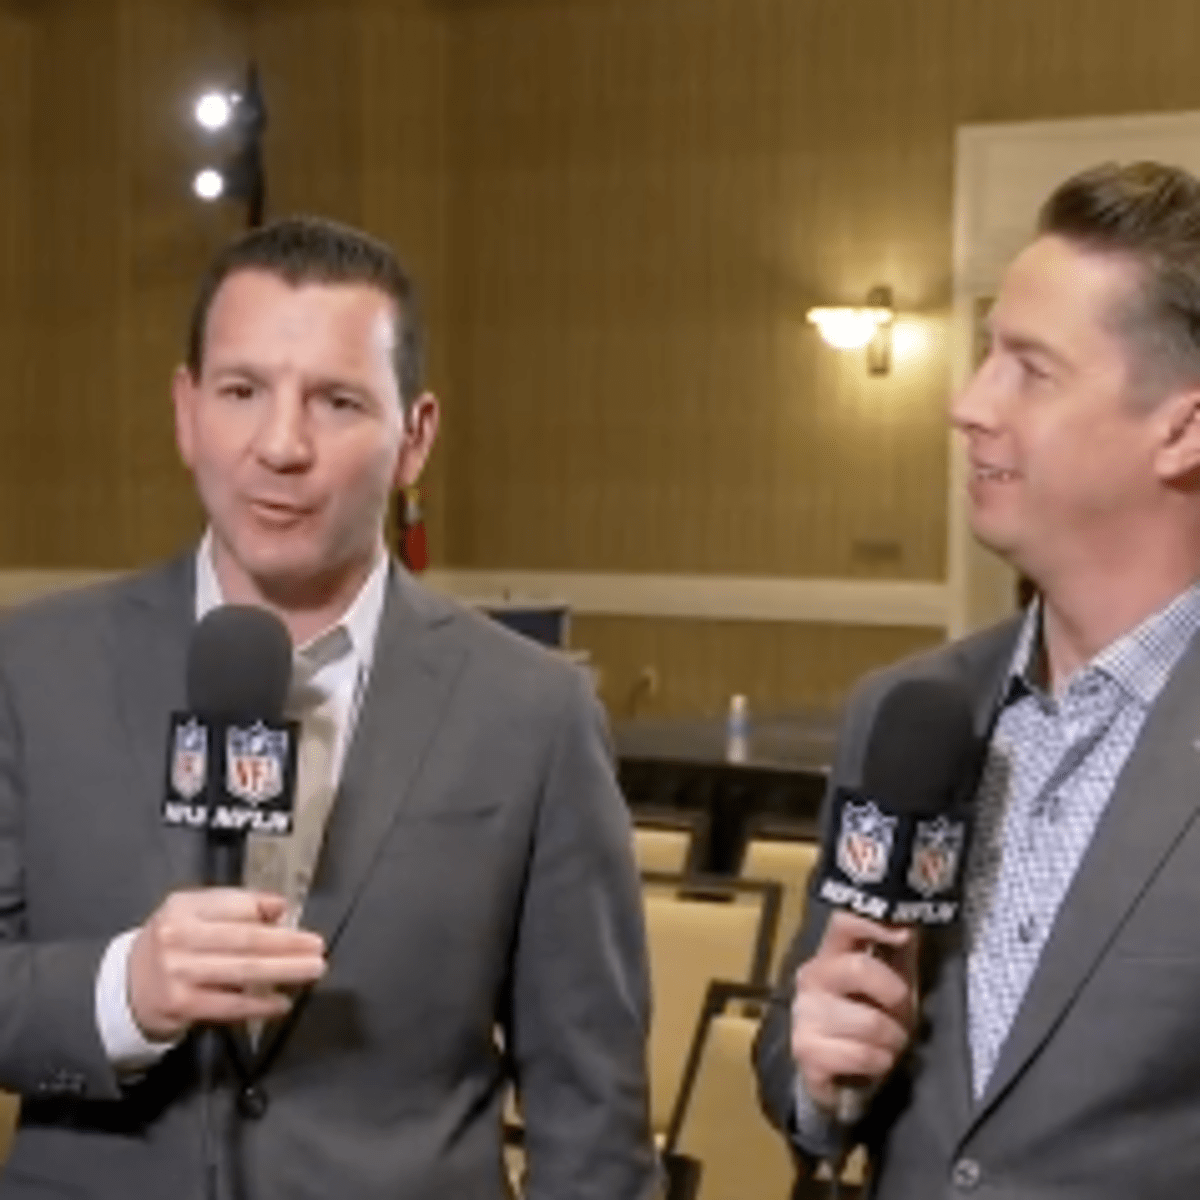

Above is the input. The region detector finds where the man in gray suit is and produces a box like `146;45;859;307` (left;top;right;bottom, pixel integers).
0;217;656;1198
756;160;1200;1198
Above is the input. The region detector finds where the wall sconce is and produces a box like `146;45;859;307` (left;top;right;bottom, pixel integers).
807;286;895;376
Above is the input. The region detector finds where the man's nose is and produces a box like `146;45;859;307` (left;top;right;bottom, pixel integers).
950;353;1002;434
253;390;313;470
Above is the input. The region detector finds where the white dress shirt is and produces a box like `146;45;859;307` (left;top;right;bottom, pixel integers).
95;534;389;1067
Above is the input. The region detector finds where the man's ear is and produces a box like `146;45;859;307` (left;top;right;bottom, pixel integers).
172;365;198;469
394;392;440;489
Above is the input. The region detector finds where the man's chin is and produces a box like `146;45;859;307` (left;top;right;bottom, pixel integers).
222;547;335;606
968;517;1022;564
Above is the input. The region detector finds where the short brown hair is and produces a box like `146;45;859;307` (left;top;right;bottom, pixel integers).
186;215;425;405
1039;161;1200;392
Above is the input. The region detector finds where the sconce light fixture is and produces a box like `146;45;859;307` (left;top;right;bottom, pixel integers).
807;286;895;376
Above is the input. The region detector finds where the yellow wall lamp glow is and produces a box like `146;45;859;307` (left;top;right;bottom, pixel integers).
806;286;894;375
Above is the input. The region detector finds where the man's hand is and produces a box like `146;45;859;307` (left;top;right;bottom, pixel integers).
790;911;919;1116
128;889;327;1042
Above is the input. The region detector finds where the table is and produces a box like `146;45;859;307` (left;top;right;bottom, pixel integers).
613;711;838;875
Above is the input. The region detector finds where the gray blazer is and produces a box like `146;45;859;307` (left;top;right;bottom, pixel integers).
755;618;1200;1199
0;555;656;1200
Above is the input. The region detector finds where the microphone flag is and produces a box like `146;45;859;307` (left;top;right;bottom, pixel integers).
163;712;299;837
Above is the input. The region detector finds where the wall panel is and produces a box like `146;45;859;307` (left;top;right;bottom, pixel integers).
358;0;451;564
0;8;32;565
444;0;956;580
11;0;242;567
574;614;941;720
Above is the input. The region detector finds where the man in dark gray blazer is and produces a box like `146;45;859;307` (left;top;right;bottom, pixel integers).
0;217;656;1198
756;161;1200;1198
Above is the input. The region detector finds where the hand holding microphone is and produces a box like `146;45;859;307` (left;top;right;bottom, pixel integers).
128;887;326;1042
791;910;919;1118
128;605;326;1043
789;676;980;1127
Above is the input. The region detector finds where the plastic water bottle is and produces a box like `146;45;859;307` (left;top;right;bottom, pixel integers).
726;693;749;764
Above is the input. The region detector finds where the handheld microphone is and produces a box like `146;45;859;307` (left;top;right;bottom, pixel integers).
162;605;299;887
809;676;980;1127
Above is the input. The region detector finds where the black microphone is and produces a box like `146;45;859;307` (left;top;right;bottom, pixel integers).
809;676;981;1129
162;605;299;887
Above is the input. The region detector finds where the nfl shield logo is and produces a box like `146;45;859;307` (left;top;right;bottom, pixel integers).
836;800;897;885
171;718;208;800
226;722;287;806
907;816;964;898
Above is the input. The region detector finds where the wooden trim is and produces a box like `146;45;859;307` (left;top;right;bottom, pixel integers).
0;567;951;630
425;569;949;629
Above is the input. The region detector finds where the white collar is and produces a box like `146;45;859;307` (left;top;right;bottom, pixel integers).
193;529;389;680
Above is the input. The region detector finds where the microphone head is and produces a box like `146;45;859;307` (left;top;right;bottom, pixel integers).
186;604;293;720
813;675;982;926
860;676;978;815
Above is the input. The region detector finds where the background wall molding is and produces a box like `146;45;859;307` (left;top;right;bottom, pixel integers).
425;569;949;629
0;567;949;629
0;570;122;608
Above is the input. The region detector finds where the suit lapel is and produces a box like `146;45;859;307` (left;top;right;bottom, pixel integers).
970;632;1200;1126
916;621;1021;1136
252;568;466;1071
111;556;197;893
295;566;466;954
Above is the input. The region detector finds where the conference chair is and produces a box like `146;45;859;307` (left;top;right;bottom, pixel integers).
665;981;864;1200
663;981;797;1200
738;815;820;981
632;808;708;876
640;872;781;1134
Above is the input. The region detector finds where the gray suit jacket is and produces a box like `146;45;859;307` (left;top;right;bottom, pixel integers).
755;618;1200;1199
0;555;656;1200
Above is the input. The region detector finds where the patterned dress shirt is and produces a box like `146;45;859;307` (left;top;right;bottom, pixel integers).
965;583;1200;1097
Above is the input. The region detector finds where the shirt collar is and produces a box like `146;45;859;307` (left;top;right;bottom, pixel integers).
1004;582;1200;710
193;529;389;686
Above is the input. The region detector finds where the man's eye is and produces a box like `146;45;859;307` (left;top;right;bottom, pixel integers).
323;393;362;412
219;382;255;400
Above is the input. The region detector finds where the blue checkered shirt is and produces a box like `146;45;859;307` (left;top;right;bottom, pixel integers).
964;583;1200;1098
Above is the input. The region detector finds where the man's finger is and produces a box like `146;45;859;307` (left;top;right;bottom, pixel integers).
819;910;913;957
166;952;327;989
151;917;325;958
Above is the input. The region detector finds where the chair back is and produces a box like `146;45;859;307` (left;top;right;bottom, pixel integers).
641;873;780;1133
632;808;708;876
740;833;820;980
664;981;797;1200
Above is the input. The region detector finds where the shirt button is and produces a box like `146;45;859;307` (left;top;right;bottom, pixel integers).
952;1157;982;1190
1018;916;1038;944
237;1084;269;1120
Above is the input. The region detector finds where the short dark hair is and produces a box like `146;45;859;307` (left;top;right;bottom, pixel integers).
1038;161;1200;395
186;215;425;405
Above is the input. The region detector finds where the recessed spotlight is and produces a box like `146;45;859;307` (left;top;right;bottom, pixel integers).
195;92;233;132
193;169;225;201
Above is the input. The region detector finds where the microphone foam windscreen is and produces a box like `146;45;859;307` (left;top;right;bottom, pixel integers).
186;604;293;720
859;677;978;816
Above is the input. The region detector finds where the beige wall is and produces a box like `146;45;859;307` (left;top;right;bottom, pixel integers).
580;615;939;719
6;0;243;567
6;0;1200;711
0;7;33;567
